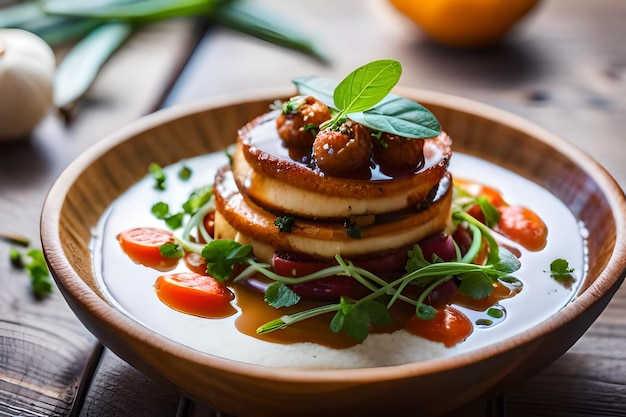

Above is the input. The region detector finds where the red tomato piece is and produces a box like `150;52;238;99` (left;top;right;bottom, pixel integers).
184;251;208;275
154;272;235;318
117;227;179;271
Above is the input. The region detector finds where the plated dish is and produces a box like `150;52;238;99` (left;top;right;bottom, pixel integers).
41;62;626;416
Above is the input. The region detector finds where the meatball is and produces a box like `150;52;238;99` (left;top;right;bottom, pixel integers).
373;133;425;170
276;95;332;148
313;120;373;177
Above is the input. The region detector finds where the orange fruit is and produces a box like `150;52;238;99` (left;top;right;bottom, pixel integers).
389;0;541;48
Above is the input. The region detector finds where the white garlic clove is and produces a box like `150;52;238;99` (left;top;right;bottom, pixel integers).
0;28;56;142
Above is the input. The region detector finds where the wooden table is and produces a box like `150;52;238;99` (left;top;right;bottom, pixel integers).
2;0;625;415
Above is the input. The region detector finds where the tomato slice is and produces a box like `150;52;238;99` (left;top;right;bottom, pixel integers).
154;272;235;318
184;251;208;275
117;227;179;271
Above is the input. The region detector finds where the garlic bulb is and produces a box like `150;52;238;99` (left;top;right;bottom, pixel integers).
0;29;56;141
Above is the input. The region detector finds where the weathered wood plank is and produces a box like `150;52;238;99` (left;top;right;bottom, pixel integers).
0;18;201;416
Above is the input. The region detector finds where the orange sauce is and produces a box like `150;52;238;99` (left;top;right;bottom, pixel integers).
404;307;473;347
454;178;548;251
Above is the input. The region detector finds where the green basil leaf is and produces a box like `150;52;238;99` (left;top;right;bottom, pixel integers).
292;76;337;109
349;94;441;139
334;59;401;114
54;21;133;109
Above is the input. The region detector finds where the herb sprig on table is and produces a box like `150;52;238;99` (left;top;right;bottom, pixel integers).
2;232;54;297
0;0;327;112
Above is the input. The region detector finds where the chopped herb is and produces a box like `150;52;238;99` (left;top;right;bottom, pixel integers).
264;282;301;308
10;248;53;297
151;201;170;219
345;223;361;238
149;163;166;190
549;258;575;282
164;212;184;230
487;307;504;319
178;165;192;180
182;185;213;215
274;215;296;232
151;202;183;230
281;96;304;114
159;243;184;259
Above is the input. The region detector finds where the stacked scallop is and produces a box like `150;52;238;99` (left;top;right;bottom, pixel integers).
213;95;453;264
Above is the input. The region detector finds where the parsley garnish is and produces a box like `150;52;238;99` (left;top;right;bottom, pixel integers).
264;282;301;308
149;163;166;190
201;240;253;281
159;243;184;259
10;248;53;297
274;215;296;232
549;258;576;283
345;223;361;239
178;165;192;180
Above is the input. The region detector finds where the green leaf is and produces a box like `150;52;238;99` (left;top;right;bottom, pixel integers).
334;59;401;114
292;76;337;109
43;0;217;23
159;243;183;259
54;21;134;109
151;202;170;219
330;298;390;341
264;282;301;308
178;165;192;180
182;185;213;215
149;163;166;190
458;271;495;300
476;196;501;228
359;300;391;326
201;240;252;281
549;258;576;283
493;248;521;275
211;1;328;63
405;244;430;273
11;248;54;297
164;212;184;229
349;94;441;139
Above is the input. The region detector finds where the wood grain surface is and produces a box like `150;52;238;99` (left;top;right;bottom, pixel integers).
1;0;626;415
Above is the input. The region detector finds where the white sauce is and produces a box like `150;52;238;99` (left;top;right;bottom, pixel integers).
91;152;586;369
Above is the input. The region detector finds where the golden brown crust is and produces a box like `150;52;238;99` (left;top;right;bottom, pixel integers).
238;112;451;200
214;165;452;260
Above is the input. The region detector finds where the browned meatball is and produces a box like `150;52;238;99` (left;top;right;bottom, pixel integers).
373;133;425;169
313;120;373;177
276;96;332;148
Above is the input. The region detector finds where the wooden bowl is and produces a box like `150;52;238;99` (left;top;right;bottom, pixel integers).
41;89;626;416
